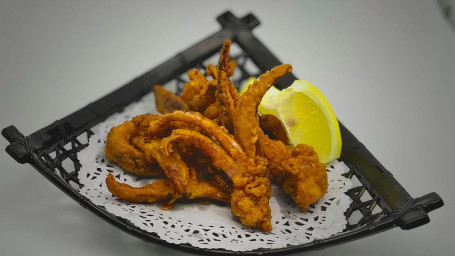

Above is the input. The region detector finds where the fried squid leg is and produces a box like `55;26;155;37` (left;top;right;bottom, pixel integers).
161;129;241;178
212;40;238;131
104;120;164;177
259;114;289;145
154;85;189;114
105;169;230;208
181;69;218;112
258;131;328;211
233;64;292;158
147;111;247;162
161;128;273;231
131;137;189;197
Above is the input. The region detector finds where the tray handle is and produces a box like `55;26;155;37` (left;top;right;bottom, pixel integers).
2;125;30;164
398;192;444;230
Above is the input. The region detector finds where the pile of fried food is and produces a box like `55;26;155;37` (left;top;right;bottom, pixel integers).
104;40;328;232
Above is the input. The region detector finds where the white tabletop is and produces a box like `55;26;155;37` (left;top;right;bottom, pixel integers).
1;1;454;255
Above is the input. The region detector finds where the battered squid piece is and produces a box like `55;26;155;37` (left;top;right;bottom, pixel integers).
161;129;241;178
258;131;328;211
233;64;292;158
183;149;234;194
153;85;189;114
104;120;164;177
161;128;273;231
180;45;236;119
147;111;247;162
180;69;207;102
106;173;173;203
227;63;292;231
259;114;289;145
206;58;237;80
230;170;272;232
180;69;218;112
131;137;190;198
214;71;236;132
131;113;192;138
105;168;231;208
131;113;162;135
186;80;217;112
206;40;239;130
202;102;219;119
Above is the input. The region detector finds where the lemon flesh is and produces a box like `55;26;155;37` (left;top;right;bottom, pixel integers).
239;78;341;163
272;80;341;163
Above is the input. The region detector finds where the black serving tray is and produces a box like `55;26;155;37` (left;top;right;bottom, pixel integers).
2;11;444;255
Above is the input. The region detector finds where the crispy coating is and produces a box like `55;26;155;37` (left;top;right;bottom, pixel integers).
187;80;218;112
106;173;173;204
230;174;272;231
154;85;189;114
131;137;189;195
161;128;273;231
202;102;219;119
182;148;234;194
198;41;239;131
104;120;164;177
181;69;217;112
258;131;328;211
211;41;238;131
233;64;292;158
148;111;247;162
259;114;289;145
106;169;230;208
214;71;236;131
162;129;240;178
206;60;237;80
180;69;207;102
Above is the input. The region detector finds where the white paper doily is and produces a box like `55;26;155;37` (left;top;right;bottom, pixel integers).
78;91;353;252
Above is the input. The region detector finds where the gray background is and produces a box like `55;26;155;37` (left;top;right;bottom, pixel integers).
1;0;454;255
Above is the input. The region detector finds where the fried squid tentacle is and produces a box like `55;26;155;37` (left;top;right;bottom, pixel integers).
106;170;230;207
153;85;189;114
161;129;241;178
259;114;289;145
131;114;162;135
162;128;273;231
233;64;292;158
104;120;164;177
258;131;328;211
148;111;247;162
182;69;217;112
131;137;190;197
202;102;219;119
230;173;272;232
180;69;208;103
214;72;236;131
106;173;173;203
213;40;237;131
187;80;217;112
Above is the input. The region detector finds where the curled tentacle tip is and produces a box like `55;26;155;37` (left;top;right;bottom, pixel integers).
105;173;117;191
160;141;172;156
276;63;292;71
106;173;114;180
285;64;292;72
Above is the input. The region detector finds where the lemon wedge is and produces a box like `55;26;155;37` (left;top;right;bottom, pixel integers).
272;80;341;163
239;78;342;163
